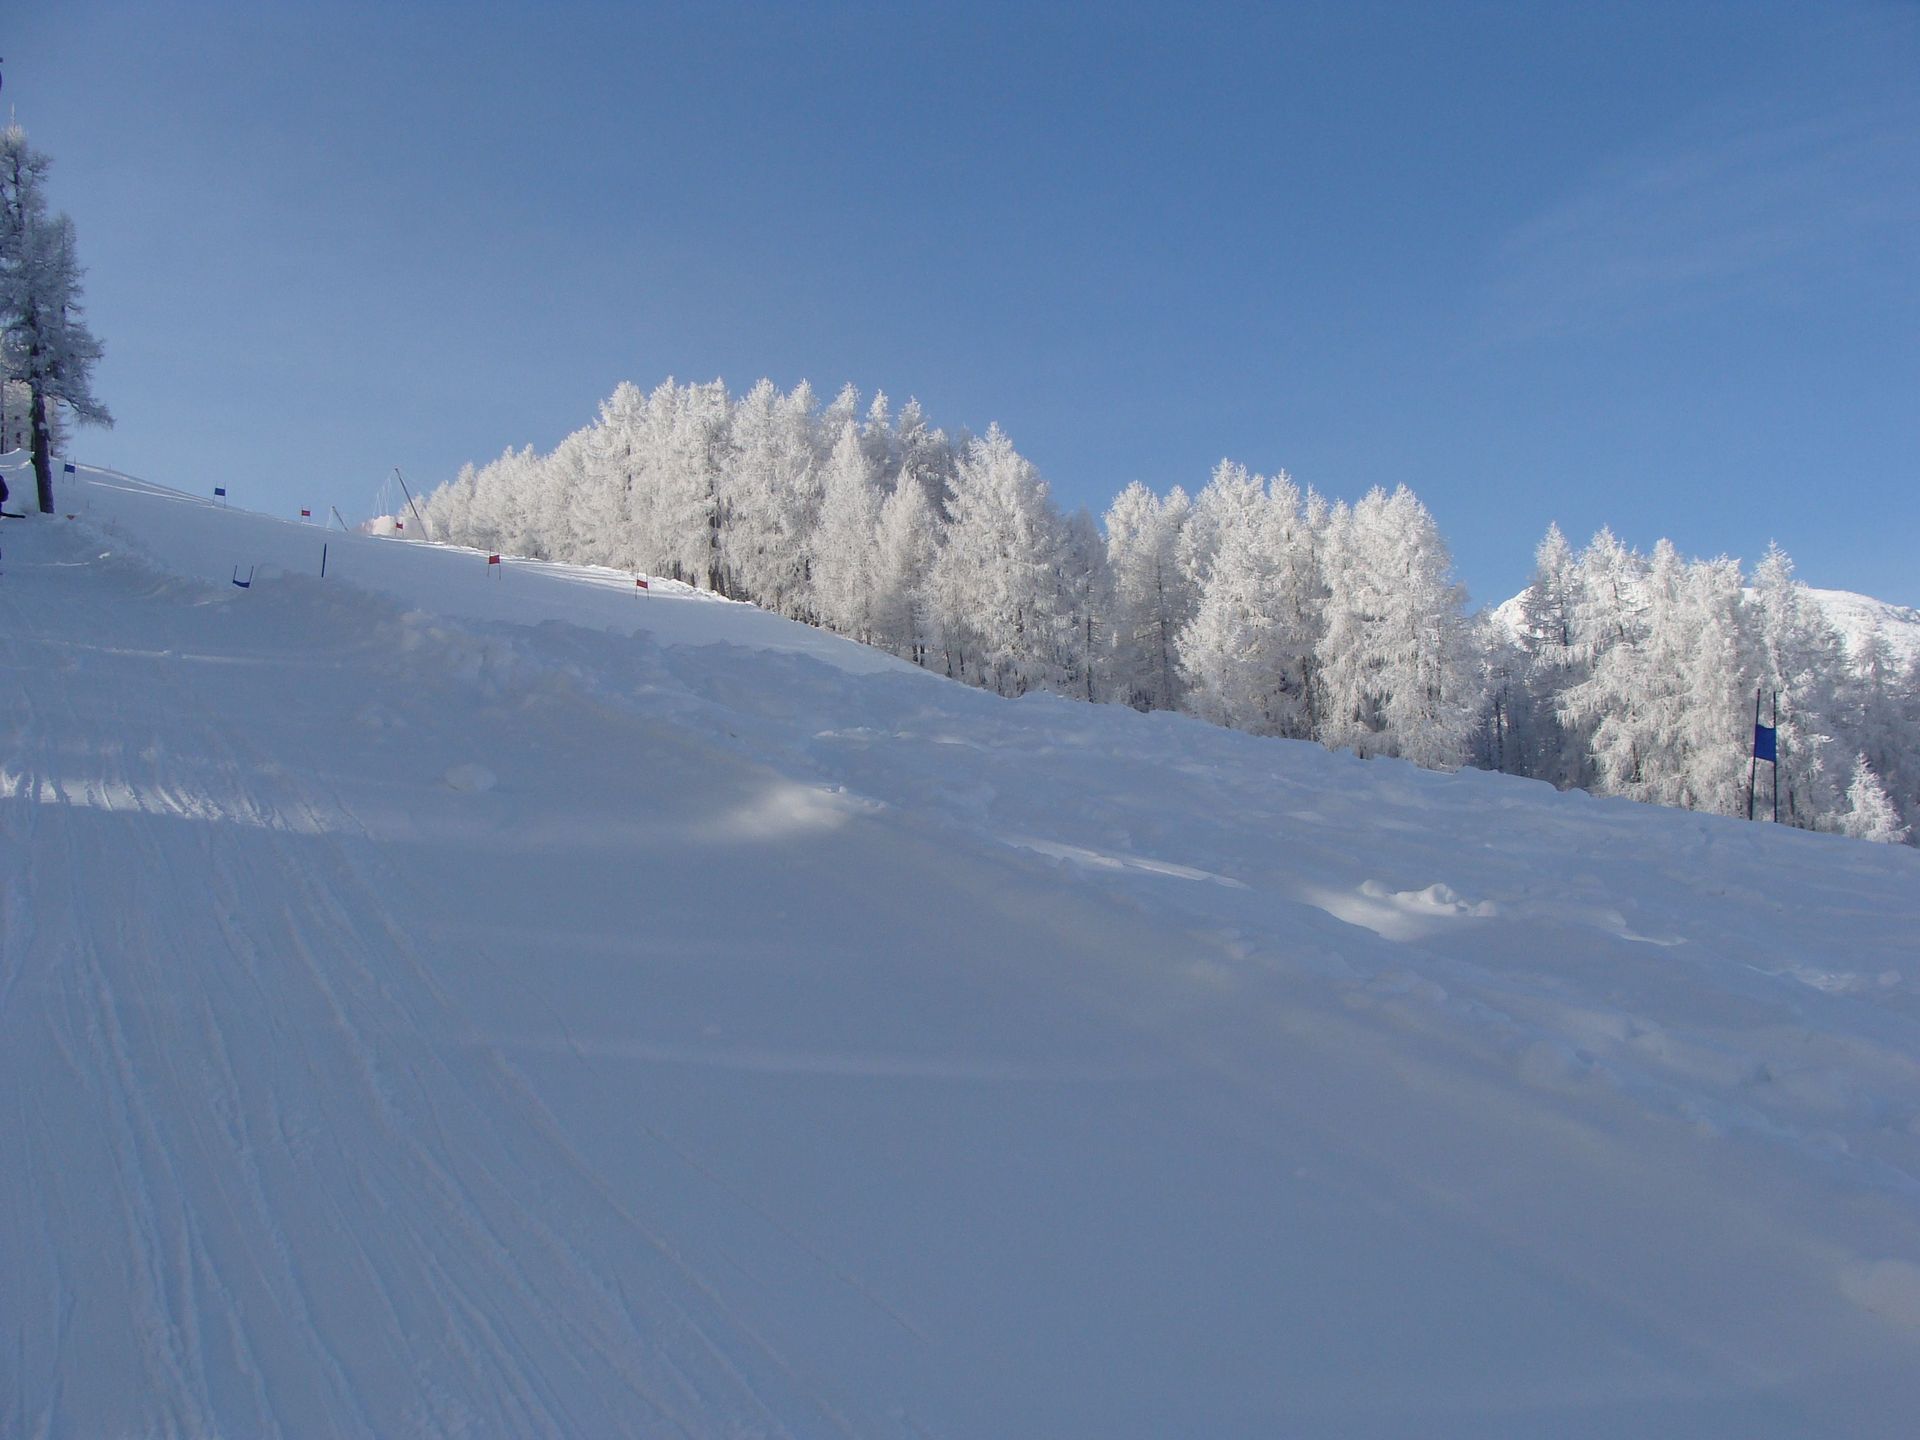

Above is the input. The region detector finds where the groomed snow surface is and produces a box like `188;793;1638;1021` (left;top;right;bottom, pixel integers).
4;461;1920;1439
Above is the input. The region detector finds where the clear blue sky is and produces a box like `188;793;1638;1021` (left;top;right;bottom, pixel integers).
11;1;1918;607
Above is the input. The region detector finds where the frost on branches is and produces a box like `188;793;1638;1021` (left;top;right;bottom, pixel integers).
418;377;1920;843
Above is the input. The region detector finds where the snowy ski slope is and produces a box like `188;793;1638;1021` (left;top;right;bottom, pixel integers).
4;460;1920;1438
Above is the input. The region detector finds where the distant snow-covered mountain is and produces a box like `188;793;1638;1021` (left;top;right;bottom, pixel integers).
1805;588;1920;671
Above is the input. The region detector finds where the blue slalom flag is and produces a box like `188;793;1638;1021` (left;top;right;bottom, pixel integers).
62;461;75;474
1753;723;1778;764
213;486;227;497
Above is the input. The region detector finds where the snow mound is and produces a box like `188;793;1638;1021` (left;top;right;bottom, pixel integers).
441;761;497;793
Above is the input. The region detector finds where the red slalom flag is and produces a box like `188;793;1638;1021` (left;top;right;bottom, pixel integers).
487;554;501;565
300;508;311;518
635;576;649;589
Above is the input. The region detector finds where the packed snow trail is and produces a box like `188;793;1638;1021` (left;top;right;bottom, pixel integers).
2;470;1919;1438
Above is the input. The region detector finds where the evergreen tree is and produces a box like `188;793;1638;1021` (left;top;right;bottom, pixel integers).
566;382;646;569
1317;487;1477;767
1179;467;1323;738
1744;543;1852;829
409;373;1918;839
860;390;898;488
1056;508;1112;703
1849;637;1920;839
1506;523;1586;783
722;379;820;615
1841;755;1910;844
812;421;883;640
869;468;942;664
0;127;110;512
894;397;956;517
927;425;1067;695
1569;544;1749;813
1104;482;1192;712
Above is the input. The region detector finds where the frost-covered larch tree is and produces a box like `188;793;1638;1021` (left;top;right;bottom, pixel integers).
1316;487;1477;767
1502;523;1587;784
1104;482;1193;712
1179;465;1325;739
1842;755;1910;844
0;126;111;513
927;425;1067;696
811;421;883;641
1744;543;1852;829
1567;544;1748;813
411;373;1916;840
1056;508;1113;703
1178;462;1272;730
868;467;942;665
893;397;955;517
723;379;821;617
564;381;647;569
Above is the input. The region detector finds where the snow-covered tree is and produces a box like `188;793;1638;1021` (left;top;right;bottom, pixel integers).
927;424;1068;695
1501;523;1586;782
811;421;883;640
1316;487;1478;767
1841;755;1910;844
1104;482;1193;712
1179;467;1325;738
869;468;942;664
1056;508;1112;703
1743;543;1852;830
558;381;646;568
1;127;110;513
411;372;1920;839
1849;639;1920;839
1566;544;1749;813
723;379;820;615
1180;475;1274;732
860;391;897;488
821;383;861;445
894;397;956;517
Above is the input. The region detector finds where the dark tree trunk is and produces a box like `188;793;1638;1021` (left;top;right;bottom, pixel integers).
29;383;55;513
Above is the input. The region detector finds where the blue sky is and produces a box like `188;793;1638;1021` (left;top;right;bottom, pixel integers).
11;1;1918;606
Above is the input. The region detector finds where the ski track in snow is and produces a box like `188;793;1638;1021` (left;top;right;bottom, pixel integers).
3;462;1920;1437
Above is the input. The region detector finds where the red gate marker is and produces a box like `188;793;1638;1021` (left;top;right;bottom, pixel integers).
488;554;501;565
635;576;648;589
300;508;311;518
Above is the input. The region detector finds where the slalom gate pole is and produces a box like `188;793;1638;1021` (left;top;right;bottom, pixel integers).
1747;688;1760;822
1772;691;1781;825
393;468;429;539
321;543;328;578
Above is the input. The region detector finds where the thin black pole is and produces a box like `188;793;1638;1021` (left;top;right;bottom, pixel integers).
1747;687;1761;822
1771;690;1780;825
321;542;328;578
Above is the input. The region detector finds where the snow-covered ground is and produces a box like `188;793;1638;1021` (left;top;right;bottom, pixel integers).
5;460;1920;1438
